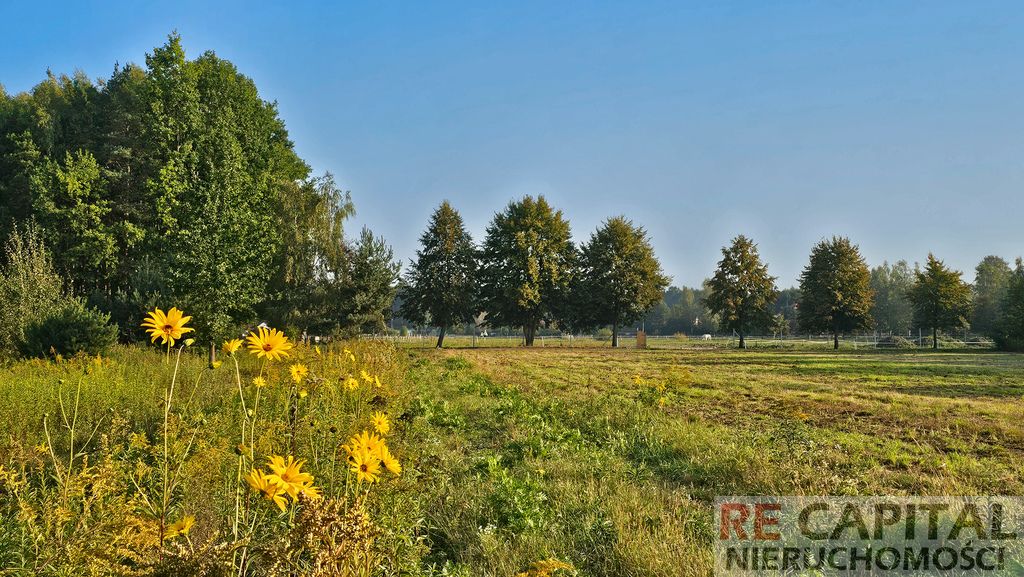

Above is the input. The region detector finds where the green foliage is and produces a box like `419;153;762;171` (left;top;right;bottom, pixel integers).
797;237;874;348
30;150;121;292
0;34;401;342
642;285;719;335
0;225;70;354
478;196;575;346
908;254;973;349
265;173;354;333
342;227;401;335
21;300;118;358
994;259;1024;351
972;255;1011;337
573;217;669;346
870;260;914;335
400;201;478;347
703;235;778;348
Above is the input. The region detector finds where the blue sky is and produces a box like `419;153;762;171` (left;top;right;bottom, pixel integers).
3;1;1022;286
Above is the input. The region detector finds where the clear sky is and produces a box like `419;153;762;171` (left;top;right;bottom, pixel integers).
3;1;1022;286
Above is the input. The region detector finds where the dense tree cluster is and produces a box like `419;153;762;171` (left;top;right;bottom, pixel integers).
0;35;398;349
401;198;669;347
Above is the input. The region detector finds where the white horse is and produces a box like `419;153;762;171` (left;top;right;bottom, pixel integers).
701;334;712;341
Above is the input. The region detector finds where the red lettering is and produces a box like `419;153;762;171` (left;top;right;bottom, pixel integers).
755;503;781;540
720;503;750;539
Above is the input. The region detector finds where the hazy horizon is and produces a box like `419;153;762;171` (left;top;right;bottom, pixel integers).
4;1;1022;286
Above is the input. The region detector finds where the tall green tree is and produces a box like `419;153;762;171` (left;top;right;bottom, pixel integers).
797;237;874;349
30;150;120;293
704;235;777;349
400;201;478;347
341;228;401;335
265;173;354;333
575;216;669;346
478;196;575;346
908;254;972;349
972;255;1011;337
869;260;914;335
994;259;1024;351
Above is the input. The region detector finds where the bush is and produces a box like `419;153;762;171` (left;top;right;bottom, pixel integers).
594;327;613;341
876;335;916;349
0;225;68;353
21;301;119;358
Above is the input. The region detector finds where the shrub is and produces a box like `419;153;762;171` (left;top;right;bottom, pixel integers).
0;225;69;353
594;327;613;341
876;335;916;349
21;301;119;358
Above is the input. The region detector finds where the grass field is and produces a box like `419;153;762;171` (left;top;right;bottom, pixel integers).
404;346;1024;576
1;344;1022;576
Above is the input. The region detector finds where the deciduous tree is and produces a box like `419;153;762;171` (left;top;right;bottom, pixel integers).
797;237;874;349
908;254;972;349
400;201;478;347
704;235;777;349
972;255;1011;337
478;196;575;346
575;216;669;346
869;260;914;335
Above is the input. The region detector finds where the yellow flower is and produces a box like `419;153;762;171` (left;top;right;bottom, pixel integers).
222;339;242;355
360;369;372;383
343;348;356;363
370;411;391;435
252;376;267;388
299;388;308;399
244;468;287;511
515;559;575;577
379;443;401;476
344;430;383;457
266;455;315;501
141;307;194;347
315;346;321;356
246;327;293;361
343;376;360;391
166;515;195;539
349;447;381;483
373;375;382;388
290;363;309;383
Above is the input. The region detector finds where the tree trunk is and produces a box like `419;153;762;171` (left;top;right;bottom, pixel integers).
612;319;618;348
208;342;216;368
833;332;839;350
436;326;446;348
738;332;746;349
933;326;938;350
524;323;536;347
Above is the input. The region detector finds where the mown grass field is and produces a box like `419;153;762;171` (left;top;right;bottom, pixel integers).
404;346;1024;576
1;344;1022;576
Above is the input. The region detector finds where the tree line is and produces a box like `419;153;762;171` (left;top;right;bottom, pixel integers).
399;198;669;347
639;238;1023;350
0;34;400;355
402;207;1024;351
2;34;1021;355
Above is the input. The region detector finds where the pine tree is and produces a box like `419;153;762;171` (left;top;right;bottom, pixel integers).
704;235;777;349
575;216;669;347
400;201;478;347
797;237;874;349
908;254;972;349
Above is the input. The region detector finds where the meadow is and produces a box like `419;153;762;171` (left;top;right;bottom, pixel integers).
2;339;1023;576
